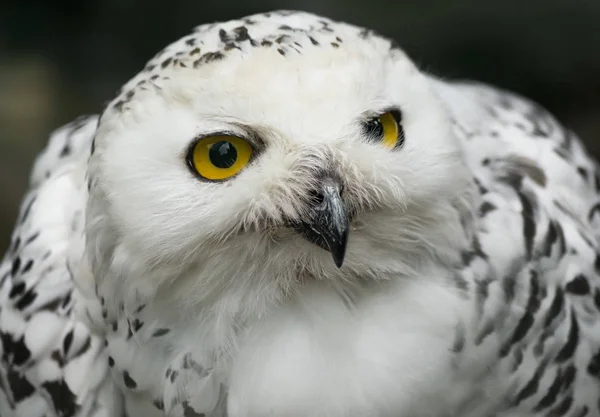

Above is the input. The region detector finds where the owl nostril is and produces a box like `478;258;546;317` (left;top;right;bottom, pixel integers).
307;178;346;209
308;189;325;206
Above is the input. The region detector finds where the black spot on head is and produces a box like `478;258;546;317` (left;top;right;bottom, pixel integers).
201;51;225;64
224;43;241;52
113;100;125;112
261;39;272;47
233;26;251;42
389;39;401;51
331;42;340;48
308;36;319;45
277;48;286;56
275;35;288;44
161;58;172;69
219;28;231;43
185;38;196;46
108;356;115;367
358;28;371;39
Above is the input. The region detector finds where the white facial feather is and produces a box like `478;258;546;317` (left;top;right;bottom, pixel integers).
87;13;472;310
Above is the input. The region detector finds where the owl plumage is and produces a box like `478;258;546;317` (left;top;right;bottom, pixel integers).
1;9;599;417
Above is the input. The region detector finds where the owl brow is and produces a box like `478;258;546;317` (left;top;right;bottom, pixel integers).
196;125;266;150
356;106;399;128
227;123;267;149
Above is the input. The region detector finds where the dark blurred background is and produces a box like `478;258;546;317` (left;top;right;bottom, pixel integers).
0;0;598;251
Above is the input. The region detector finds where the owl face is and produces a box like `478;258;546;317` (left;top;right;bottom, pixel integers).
88;11;470;303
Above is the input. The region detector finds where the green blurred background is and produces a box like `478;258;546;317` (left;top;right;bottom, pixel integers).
0;0;598;252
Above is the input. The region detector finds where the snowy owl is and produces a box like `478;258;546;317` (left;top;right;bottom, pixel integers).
1;9;600;417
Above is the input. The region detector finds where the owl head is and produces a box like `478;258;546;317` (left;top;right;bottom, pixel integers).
84;10;473;312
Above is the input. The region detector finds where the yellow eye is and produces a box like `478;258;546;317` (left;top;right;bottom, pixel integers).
363;110;404;149
189;135;253;181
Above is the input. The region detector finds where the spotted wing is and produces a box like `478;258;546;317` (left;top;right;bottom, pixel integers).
0;116;120;417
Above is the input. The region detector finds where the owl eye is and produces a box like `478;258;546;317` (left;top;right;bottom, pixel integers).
188;135;253;181
363;110;404;149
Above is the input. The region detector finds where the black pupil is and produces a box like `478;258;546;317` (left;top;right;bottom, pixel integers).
364;118;383;138
209;141;238;169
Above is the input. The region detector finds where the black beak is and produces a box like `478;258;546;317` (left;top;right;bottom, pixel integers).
290;177;350;268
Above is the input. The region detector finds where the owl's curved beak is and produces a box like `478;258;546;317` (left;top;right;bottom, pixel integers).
290;178;349;268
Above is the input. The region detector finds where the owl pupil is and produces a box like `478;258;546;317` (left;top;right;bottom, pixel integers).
364;118;383;138
209;141;238;169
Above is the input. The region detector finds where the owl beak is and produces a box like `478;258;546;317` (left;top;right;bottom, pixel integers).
290;178;349;268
